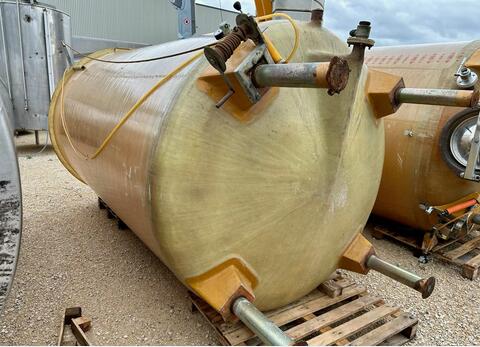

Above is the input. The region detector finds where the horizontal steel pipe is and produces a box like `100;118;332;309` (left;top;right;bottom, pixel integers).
366;255;435;299
253;56;349;94
396;88;479;108
232;297;294;346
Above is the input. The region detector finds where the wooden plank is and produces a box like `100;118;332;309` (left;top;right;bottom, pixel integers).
442;236;480;260
320;280;343;298
224;286;366;345
372;227;420;249
462;253;480;280
347;312;417;346
286;295;382;341
432;238;463;253
333;278;355;290
307;305;399;346
190;294;231;346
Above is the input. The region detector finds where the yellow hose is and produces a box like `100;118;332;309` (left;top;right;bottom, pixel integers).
256;13;300;63
59;14;298;160
60;51;203;160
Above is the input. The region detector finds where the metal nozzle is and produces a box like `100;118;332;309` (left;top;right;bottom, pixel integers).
232;297;294;346
366;255;435;299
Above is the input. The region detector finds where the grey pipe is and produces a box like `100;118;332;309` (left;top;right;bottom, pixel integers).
367;255;435;299
16;0;28;110
396;88;478;108
254;63;320;88
253;58;350;95
232;297;294;346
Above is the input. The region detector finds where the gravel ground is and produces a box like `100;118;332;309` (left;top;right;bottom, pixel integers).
1;131;479;345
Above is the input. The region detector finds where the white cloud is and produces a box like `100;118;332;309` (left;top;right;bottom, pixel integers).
198;0;479;46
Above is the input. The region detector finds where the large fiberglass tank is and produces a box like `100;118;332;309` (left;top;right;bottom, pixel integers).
367;42;480;251
49;16;384;312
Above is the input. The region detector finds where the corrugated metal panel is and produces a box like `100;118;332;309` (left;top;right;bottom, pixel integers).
41;0;237;44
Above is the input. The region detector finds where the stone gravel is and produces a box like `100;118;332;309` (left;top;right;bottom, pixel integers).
1;132;479;345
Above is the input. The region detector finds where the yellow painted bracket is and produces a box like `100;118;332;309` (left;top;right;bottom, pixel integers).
197;41;278;122
466;49;480;73
338;234;376;275
366;69;405;119
254;0;273;17
186;258;258;321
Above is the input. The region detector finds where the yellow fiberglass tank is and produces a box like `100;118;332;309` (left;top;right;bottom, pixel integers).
367;41;480;252
50;11;440;323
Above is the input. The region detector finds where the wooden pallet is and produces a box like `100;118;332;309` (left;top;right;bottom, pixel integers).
372;225;480;280
189;274;418;346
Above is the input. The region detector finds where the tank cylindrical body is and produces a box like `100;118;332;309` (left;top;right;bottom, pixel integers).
366;41;480;232
49;21;384;310
0;0;71;130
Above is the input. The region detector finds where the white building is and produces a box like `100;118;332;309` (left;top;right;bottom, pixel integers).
42;0;239;50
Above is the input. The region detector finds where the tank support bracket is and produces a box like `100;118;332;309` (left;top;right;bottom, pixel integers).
339;234;435;299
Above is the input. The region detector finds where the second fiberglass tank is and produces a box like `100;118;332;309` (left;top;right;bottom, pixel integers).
367;42;480;250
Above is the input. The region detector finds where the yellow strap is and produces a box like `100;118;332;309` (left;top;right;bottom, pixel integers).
60;51;203;160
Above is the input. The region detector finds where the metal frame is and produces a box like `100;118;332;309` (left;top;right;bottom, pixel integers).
462;108;480;181
15;0;28;111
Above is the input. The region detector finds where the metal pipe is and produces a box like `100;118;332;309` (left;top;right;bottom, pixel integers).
16;0;29;110
0;5;12;100
396;88;479;108
232;297;294;346
367;255;435;299
253;57;349;95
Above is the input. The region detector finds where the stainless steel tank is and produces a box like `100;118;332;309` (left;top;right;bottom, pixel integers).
0;0;71;131
0;82;21;312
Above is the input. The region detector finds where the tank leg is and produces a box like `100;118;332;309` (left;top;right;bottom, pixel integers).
366;255;435;299
34;130;39;145
339;234;436;299
232;297;294;346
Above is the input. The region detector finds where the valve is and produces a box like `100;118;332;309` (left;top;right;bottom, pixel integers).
455;57;478;89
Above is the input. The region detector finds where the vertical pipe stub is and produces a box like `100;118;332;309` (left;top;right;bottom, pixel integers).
232;297;294;346
366;255;435;299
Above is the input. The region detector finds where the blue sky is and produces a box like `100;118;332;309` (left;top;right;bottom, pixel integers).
198;0;479;46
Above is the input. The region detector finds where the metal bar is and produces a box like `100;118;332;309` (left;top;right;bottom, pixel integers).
232;297;294;346
366;255;435;299
463;109;480;181
16;0;28;110
396;88;479;108
0;4;12;99
43;9;55;99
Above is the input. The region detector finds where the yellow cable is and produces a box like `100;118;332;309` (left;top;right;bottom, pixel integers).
59;14;298;160
256;13;300;63
60;51;203;160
